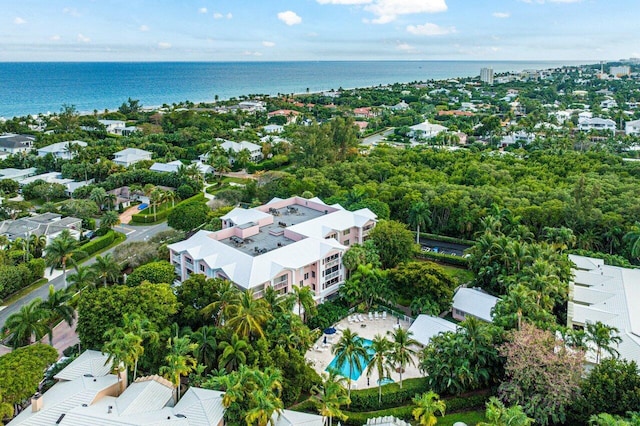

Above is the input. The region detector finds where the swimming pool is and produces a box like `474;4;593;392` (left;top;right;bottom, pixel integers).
326;338;375;381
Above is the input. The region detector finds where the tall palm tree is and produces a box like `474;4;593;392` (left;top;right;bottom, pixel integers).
29;233;47;258
225;289;270;339
210;155;231;182
366;334;393;406
164;189;176;208
289;285;317;322
412;391;446;426
623;222;640;261
310;371;350;426
160;336;198;400
190;325;217;371
202;280;241;326
1;298;50;348
218;333;249;372
100;210;121;230
585;321;622;363
245;367;284;426
45;230;80;289
121;313;159;380
408;201;431;244
149;188;164;221
263;286;288;314
388;327;418;389
103;329;142;394
91;253;121;287
67;265;97;290
332;328;369;399
104;193;117;211
39;285;75;345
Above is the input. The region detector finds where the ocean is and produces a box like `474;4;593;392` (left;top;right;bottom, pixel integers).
0;61;588;119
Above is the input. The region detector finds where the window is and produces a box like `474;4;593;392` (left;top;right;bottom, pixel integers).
199;264;205;272
304;273;309;280
311;271;316;278
344;239;350;246
343;228;351;236
312;284;316;291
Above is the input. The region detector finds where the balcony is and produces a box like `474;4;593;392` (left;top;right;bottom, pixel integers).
273;280;289;291
325;259;340;268
324;271;341;281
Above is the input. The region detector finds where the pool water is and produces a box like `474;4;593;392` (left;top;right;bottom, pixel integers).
326;338;375;381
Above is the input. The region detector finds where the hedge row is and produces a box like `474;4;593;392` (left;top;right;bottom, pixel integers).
0;258;46;302
72;231;116;262
415;251;470;267
131;193;205;224
349;378;428;411
417;232;475;247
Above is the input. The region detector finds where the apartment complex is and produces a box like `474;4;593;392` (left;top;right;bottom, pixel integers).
480;67;494;85
168;196;377;302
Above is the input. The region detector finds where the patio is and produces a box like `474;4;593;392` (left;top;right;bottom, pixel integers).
306;312;423;390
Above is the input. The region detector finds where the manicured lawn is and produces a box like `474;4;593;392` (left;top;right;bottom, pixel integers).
439;263;475;285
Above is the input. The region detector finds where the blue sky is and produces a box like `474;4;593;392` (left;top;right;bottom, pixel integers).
1;0;637;61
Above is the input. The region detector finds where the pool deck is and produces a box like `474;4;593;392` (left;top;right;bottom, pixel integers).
306;313;423;390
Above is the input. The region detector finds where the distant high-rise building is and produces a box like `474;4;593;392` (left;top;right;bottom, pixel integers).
480;67;494;84
610;65;631;77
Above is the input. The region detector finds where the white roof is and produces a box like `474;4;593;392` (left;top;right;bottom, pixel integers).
169;230;344;289
287;208;376;238
221;207;272;227
54;350;112;381
116;377;174;417
220;140;261;153
172;387;224;426
407;315;458;346
0;167;37;180
569;254;604;271
38;140;87;153
409;121;448;134
114;148;151;157
452;288;499;322
275;410;324;426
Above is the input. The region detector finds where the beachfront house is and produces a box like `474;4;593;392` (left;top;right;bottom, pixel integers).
168;196;377;305
37;140;87;160
98;119;139;136
113;148;152;167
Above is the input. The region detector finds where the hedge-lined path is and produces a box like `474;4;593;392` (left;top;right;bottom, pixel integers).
119;205;141;225
0;221;169;330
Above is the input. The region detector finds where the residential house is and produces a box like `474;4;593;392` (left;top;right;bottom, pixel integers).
0;213;82;243
98;120;139;136
219;140;263;164
37;140;87;160
0;134;35;155
263;124;284;134
625;119;640;135
149;160;212;175
0;167;38;182
237;100;267;113
452;287;499;322
268;109;300;124
408;121;448;140
8;349;323;426
390;101;410;111
353;107;377;118
112;148;152;167
578;117;616;133
600;99;618;109
500;130;536;147
567;254;640;366
168;196;377;304
407;314;458;347
18;172;90;196
354;121;369;133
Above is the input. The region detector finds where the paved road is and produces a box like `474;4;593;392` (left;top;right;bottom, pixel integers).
0;221;169;329
361;128;394;146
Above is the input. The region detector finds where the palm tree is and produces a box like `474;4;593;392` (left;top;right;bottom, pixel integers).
121;313;159;380
100;210;121;230
91;253;121;287
408;201;431;244
160;336;198;400
477;397;533;426
310;371;350;426
89;187;108;211
149;188;164;221
218;333;249;372
245;367;284;426
388;327;418;389
202;280;241;326
29;233;47;258
289;285;317;322
366;334;393;406
67;265;97;290
211;155;231;181
1;298;50;348
412;391;446;426
225;289;270;339
234;149;252;170
332;328;369;398
104;193;117;211
45;230;80;289
164;189;176;208
623;223;640;261
263;286;288;314
39;285;75;345
190;325;217;371
585;321;622;363
103;329;142;394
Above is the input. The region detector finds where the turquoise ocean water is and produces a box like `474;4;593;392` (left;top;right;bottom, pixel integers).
0;61;587;118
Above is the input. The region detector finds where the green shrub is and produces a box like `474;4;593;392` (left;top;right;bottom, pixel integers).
131;193;205;224
176;184;195;199
349;378;429;411
307;301;349;331
72;231;116;261
342;406;414;426
28;258;46;282
417;232;475;247
126;260;176;286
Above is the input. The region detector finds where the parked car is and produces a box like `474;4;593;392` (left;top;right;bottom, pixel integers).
137;203;148;210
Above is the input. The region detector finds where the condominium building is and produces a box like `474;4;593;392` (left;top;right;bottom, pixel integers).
610;65;631;77
480;67;494;85
168;196;377;303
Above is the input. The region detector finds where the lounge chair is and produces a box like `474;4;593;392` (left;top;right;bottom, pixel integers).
368;312;373;320
374;312;379;320
358;314;365;322
382;311;387;319
348;315;353;323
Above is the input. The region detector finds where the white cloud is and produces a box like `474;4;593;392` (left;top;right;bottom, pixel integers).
158;42;172;49
278;11;302;26
243;51;263;56
213;12;223;19
366;0;447;24
139;25;150;32
406;22;456;36
397;42;416;52
317;0;372;4
50;35;61;41
226;13;233;19
14;17;26;25
77;33;90;43
198;7;208;14
63;7;81;17
493;12;510;18
262;41;276;47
